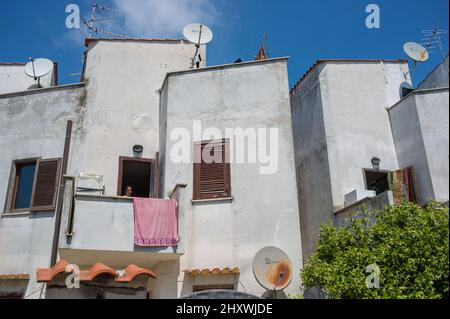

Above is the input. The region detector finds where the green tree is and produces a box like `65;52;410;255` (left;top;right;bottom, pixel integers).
301;202;449;299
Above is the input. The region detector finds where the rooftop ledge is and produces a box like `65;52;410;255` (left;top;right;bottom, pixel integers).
161;57;289;90
387;86;450;111
0;83;85;99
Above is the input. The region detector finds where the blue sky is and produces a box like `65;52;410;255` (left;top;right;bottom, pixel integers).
1;0;448;87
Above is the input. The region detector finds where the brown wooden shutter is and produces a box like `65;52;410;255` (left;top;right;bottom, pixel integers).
30;159;61;212
392;166;418;205
151;152;160;198
405;166;418;203
193;140;231;200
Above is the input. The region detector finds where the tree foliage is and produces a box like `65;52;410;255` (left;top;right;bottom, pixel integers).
301;203;449;299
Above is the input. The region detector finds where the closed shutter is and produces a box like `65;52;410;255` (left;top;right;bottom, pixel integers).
30;159;61;212
194;140;231;200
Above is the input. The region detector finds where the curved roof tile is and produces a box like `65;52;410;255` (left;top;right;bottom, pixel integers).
80;263;117;282
184;267;240;276
37;260;157;284
116;264;157;282
37;260;70;283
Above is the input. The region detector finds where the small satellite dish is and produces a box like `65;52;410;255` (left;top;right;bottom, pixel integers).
183;23;213;45
403;42;430;62
252;247;293;292
24;58;53;79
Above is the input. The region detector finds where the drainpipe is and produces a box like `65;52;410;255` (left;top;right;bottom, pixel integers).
50;120;73;266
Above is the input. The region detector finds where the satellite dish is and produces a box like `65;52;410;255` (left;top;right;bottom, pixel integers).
24;58;53;88
183;23;213;45
252;247;293;292
25;58;53;79
403;42;430;62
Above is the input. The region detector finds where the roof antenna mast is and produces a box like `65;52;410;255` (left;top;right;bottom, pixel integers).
82;2;128;39
421;24;449;73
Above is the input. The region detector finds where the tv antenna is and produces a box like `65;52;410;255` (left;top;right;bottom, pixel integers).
24;58;54;88
252;247;293;299
403;42;430;80
421;26;449;73
183;23;214;69
82;2;128;39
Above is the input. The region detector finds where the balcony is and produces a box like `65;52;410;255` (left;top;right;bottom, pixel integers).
58;176;186;268
334;191;394;227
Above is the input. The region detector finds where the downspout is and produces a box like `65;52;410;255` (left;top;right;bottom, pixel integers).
50;120;73;266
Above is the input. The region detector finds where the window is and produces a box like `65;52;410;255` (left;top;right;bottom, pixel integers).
364;169;390;195
13;162;36;210
117;155;159;198
363;166;418;204
6;158;61;214
193;139;231;201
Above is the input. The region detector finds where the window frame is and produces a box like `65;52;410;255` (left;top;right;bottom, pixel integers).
4;157;61;215
4;158;40;215
117;156;157;198
193;139;231;201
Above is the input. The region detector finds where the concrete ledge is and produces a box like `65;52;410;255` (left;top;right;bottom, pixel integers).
161;57;289;90
0;83;85;99
334;197;373;216
75;193;134;202
387;86;449;111
192;197;233;205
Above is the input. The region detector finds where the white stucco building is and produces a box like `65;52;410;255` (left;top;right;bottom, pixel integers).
1;36;448;299
290;59;449;260
0;39;303;299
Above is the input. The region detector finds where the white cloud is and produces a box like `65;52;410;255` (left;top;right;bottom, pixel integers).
111;0;218;38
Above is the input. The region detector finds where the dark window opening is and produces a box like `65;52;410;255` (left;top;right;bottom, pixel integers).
364;170;390;195
13;163;37;210
118;157;152;198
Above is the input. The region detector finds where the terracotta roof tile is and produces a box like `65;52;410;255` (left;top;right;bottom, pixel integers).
37;260;156;284
184;267;240;276
37;260;69;283
0;274;30;280
79;263;117;282
116;264;156;282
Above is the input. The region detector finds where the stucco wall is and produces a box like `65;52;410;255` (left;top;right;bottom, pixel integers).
290;64;334;260
290;61;410;260
68;40;204;196
0;64;55;95
0;85;84;298
322;62;409;210
160;59;303;297
389;88;449;204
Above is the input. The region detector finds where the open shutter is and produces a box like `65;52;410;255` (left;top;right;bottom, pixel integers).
194;140;231;200
404;166;418;203
151;152;160;198
30;159;61;212
392;166;418;205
